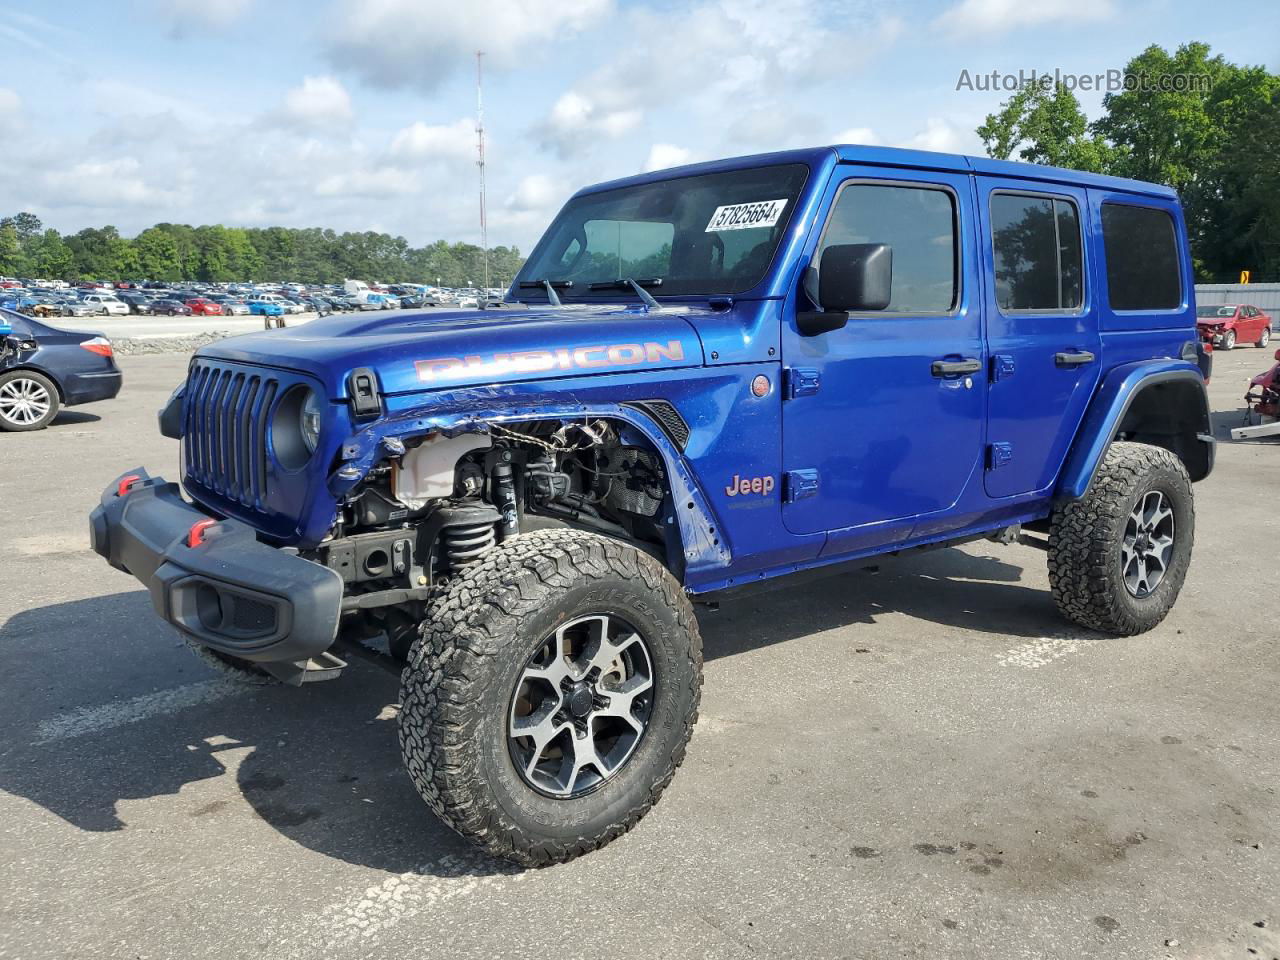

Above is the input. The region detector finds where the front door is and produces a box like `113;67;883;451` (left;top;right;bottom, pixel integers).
976;180;1101;498
780;168;985;539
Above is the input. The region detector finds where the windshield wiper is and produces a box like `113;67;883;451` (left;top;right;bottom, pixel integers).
587;277;662;310
517;278;574;307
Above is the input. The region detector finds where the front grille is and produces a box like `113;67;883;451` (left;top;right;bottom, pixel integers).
183;361;279;510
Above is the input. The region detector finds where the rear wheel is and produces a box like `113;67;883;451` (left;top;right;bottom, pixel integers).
1048;441;1194;635
1257;327;1271;348
399;529;701;866
0;370;60;431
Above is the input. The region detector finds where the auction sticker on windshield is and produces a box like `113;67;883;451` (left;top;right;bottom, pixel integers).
705;199;788;232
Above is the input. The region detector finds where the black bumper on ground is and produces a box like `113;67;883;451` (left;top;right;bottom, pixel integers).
89;469;343;668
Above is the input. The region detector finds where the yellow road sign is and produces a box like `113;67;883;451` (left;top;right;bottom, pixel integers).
1240;270;1251;284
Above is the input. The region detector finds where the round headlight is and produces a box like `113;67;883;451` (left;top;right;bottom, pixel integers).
301;389;322;453
271;386;321;471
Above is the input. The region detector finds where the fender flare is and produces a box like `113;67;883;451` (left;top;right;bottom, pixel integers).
328;386;729;576
1056;359;1213;502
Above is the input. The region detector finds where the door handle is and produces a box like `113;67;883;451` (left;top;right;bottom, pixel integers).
931;358;982;377
1054;350;1096;368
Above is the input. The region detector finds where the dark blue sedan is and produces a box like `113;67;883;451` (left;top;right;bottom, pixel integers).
0;309;122;431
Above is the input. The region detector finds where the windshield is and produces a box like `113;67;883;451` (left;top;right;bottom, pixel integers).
517;163;809;300
1196;305;1236;317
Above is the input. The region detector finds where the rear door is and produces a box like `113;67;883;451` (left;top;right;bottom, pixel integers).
977;180;1101;498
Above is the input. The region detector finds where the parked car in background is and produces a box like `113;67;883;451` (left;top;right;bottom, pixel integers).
119;293;155;315
150;299;193;317
218;298;251;315
247;300;284;318
0;308;122;431
1196;303;1272;350
183;297;224;316
398;293;440;309
81;293;130;316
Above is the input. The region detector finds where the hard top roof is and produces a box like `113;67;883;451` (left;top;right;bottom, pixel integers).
575;144;1178;201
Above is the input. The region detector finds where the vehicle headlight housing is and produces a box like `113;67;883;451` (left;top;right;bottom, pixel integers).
272;386;322;470
301;389;322;453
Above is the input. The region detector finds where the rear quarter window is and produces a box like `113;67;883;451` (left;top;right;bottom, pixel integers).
1100;203;1181;311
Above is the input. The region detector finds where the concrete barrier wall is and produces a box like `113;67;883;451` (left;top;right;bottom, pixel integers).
1195;283;1280;311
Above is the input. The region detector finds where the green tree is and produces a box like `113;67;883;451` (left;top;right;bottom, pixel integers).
978;82;1116;172
29;229;74;279
132;227;183;281
0;222;23;276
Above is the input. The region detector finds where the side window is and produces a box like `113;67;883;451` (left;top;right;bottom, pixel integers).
1100;203;1181;310
818;182;957;313
990;193;1083;312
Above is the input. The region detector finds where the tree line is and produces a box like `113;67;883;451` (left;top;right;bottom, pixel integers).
0;215;526;287
977;42;1280;282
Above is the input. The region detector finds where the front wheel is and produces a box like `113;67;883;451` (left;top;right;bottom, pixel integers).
1222;329;1237;350
399;529;702;866
1048;441;1194;635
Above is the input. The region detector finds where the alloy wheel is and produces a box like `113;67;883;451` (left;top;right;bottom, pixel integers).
508;614;655;799
0;377;53;427
1120;490;1175;598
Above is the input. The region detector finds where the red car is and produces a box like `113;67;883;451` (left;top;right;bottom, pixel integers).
1196;303;1273;350
183;297;223;316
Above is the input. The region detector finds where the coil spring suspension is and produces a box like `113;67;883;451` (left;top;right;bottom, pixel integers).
443;521;496;568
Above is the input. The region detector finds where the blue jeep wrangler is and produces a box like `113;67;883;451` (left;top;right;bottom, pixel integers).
90;145;1213;865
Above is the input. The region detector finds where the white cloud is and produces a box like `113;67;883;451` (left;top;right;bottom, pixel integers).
0;88;20;115
506;174;562;213
283;76;353;126
156;0;253;32
326;0;612;91
42;158;183;209
642;144;695;172
390;118;476;163
895;118;982;155
935;0;1114;35
833;127;881;146
316;167;419;198
535;0;899;157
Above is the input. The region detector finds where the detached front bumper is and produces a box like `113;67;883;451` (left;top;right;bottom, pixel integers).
89;469;343;677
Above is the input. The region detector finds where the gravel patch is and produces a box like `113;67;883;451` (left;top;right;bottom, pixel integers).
112;331;237;355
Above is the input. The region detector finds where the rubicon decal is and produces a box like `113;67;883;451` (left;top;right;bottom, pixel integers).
415;340;686;382
725;474;775;497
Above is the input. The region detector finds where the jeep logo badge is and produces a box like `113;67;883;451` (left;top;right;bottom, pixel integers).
725;474;775;497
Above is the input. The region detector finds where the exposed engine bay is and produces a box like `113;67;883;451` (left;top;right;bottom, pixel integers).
310;420;673;640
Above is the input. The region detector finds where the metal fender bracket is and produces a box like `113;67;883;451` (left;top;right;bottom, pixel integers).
784;469;820;503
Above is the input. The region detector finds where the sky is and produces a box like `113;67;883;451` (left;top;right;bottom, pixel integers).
0;0;1276;254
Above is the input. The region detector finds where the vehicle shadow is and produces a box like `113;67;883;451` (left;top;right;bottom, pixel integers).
49;411;102;427
0;545;1045;877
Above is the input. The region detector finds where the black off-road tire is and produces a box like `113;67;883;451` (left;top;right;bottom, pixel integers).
183;638;279;685
399;528;702;866
1048;441;1194;635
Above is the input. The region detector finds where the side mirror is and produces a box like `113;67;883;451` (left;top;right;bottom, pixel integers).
820;243;893;312
796;243;893;336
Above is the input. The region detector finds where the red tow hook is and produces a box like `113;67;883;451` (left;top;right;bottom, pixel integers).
116;474;142;497
187;519;217;548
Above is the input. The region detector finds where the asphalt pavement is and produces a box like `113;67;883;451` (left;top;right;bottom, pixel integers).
0;346;1277;960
